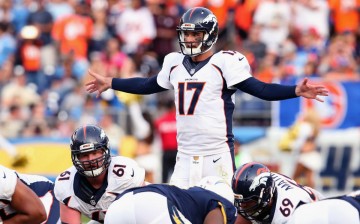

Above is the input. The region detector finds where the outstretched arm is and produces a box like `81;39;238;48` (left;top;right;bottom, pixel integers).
85;70;167;98
235;77;328;102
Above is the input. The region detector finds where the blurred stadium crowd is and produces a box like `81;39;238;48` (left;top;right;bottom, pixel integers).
0;0;359;163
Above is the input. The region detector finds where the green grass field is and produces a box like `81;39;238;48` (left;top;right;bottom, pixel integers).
81;215;90;223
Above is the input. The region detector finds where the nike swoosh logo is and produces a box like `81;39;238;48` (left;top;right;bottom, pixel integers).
2;172;6;178
239;57;244;61
213;157;221;163
130;169;134;177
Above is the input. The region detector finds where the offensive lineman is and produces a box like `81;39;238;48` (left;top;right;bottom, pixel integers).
85;7;328;189
105;176;237;224
0;164;58;223
288;190;360;224
54;124;146;223
232;162;324;224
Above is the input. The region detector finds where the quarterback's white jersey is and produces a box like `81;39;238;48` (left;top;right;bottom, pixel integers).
54;156;145;223
268;173;323;224
0;165;18;220
157;51;252;156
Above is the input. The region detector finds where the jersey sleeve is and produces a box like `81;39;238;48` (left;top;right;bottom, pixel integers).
0;165;18;201
157;52;180;90
54;167;75;204
17;173;53;185
110;156;146;190
220;51;252;88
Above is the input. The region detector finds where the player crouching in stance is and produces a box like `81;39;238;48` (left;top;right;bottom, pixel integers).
288;190;360;224
54;124;147;224
0;165;47;223
232;162;323;224
16;172;60;223
105;176;237;224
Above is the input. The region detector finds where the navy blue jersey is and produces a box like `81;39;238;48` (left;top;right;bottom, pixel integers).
17;173;60;224
19;175;54;197
118;184;237;224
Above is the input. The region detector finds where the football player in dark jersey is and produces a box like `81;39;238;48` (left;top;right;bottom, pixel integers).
105;176;237;224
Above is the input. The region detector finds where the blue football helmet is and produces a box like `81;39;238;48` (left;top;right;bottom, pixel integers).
177;7;218;56
70;125;111;177
231;162;275;221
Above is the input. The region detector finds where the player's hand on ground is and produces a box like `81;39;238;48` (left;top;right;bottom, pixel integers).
85;70;112;98
295;78;329;102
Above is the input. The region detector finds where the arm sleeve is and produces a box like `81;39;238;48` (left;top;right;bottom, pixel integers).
235;77;298;101
111;75;167;94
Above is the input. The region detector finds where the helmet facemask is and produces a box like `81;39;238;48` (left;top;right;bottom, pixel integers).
234;185;274;220
72;143;111;178
178;29;213;57
70;125;112;178
232;162;276;222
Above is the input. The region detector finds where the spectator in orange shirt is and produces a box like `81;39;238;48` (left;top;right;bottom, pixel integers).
234;0;258;42
52;1;93;61
204;0;236;49
329;0;360;34
18;26;43;91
